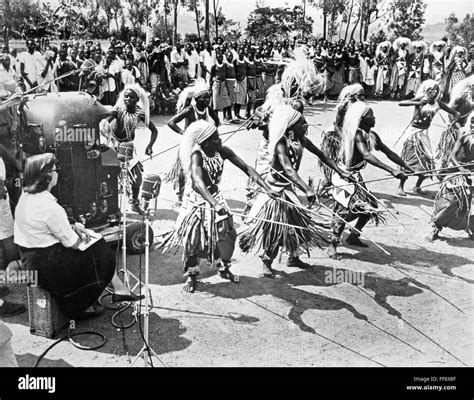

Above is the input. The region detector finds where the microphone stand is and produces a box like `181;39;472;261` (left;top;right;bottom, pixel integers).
130;198;160;367
118;154;139;293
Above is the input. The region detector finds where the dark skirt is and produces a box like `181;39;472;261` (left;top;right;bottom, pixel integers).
19;239;115;319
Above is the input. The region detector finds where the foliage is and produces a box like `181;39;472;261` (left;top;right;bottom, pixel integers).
388;0;427;40
445;13;472;48
245;6;314;41
368;29;387;46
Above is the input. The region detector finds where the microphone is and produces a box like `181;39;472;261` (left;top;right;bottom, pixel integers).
141;174;161;212
117;142;134;163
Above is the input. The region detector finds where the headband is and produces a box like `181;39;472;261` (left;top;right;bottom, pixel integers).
196;123;218;144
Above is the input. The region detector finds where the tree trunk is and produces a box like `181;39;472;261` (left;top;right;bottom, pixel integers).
213;0;218;40
350;9;360;41
173;0;178;45
344;0;354;41
194;3;201;41
205;0;210;40
323;9;327;39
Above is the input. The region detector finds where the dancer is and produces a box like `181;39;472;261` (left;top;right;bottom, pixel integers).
240;104;353;276
436;76;473;170
166;81;220;204
100;83;158;214
328;102;414;259
157;121;277;293
319;84;366;192
429;41;447;82
444;46;470;98
427;115;473;241
397;80;460;196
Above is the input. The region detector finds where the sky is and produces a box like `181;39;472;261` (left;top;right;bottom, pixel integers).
220;0;473;28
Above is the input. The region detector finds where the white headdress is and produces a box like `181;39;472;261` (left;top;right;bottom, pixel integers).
393;37;412;52
412;41;428;55
281;48;325;99
115;83;150;126
179;120;218;173
340;102;376;168
429;40;447;54
415;79;439;99
448;45;468;65
448;75;474;109
335;84;365;130
376;41;391;57
268;104;302;153
176;78;209;113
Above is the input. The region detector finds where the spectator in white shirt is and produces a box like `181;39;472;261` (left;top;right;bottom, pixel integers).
170;43;189;86
184;43;200;81
19;39;43;91
120;56;141;89
199;41;214;84
14;153;144;319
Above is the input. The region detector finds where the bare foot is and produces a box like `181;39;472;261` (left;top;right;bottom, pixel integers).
397;188;407;196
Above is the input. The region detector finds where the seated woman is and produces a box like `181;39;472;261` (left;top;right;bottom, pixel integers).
14;153;143;319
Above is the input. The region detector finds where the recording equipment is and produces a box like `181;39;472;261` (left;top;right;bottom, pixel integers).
117;142;134;162
141;174;161;201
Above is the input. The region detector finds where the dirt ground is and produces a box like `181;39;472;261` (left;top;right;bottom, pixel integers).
4;99;473;367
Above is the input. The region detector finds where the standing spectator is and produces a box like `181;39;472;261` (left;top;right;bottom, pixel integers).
133;40;149;87
170;43;188;86
234;48;247;120
224;51;237;123
199;41;214;84
55;49;78;92
185;43;200;81
390;37;411;100
37;48;57;93
245;50;257;118
210;52;231;121
96;51;121;105
429;41;447;82
19;39;43;91
120;55;140;89
254;50;265;107
406;41;427;98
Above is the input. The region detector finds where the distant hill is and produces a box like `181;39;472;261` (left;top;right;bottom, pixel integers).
421;22;446;44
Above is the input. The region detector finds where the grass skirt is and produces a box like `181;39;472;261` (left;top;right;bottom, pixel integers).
156;190;234;262
331;170;386;226
319;129;341;181
430;174;472;231
436;125;460;170
164;151;183;187
239;189;328;256
400;127;435;173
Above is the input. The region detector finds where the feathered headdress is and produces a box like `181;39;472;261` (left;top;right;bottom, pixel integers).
179;120;218;174
176;78;209;113
376;41;391;57
415;79;439;99
429;40;447;55
334;84;365;130
281;47;325;98
448;75;474;109
447;45;468;65
268;104;302;153
393;37;412;52
115;83;150;126
340;102;377;168
412;41;428;55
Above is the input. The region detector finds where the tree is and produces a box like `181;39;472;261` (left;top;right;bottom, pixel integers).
7;0;55;39
388;0;427;40
245;6;313;41
187;0;204;41
315;0;346;40
210;5;238;40
445;13;472;48
368;28;387;46
127;0;151;36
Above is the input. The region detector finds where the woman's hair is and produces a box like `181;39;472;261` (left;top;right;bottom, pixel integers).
23;153;57;194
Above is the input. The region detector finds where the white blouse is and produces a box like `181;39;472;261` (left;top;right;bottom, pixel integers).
14;190;79;249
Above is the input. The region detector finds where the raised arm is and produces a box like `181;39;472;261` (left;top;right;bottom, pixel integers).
438;100;461;121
